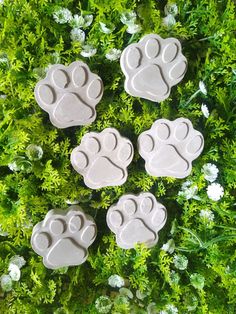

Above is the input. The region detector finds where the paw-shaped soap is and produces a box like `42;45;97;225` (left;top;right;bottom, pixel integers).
71;128;134;189
31;205;97;269
106;192;167;249
120;34;187;102
34;61;103;128
138;118;204;178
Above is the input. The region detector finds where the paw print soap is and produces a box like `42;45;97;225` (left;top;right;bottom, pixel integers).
34;61;103;128
120;34;187;102
106;192;167;249
71;128;134;189
138;118;204;178
31;205;97;269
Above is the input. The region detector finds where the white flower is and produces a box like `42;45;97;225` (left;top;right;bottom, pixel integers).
8;264;21;281
173;254;188;270
161;239;175;254
199;209;214;222
70;28;85;43
9;255;26;269
83;15;93;27
0;56;8;64
120;11;137;25
199;81;207;95
99;22;115;34
178;181;200;200
166;304;178;314
65;199;79;205
0;274;12;292
81;45;97;57
160;304;178;314
70;14;93;28
147;302;157;314
169;270;180;284
53;8;72;24
201;163;219;182
162;14;176;27
0;224;8;236
136;289;147;300
95;296;112;314
108;274;125;288
201;103;209;118
70;14;84;28
126;23;141;34
0;94;7;99
105;48;122;61
0;0;4;5
207;183;224;201
119;287;133;299
164;3;178;16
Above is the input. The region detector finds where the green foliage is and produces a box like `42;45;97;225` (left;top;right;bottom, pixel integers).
0;0;236;313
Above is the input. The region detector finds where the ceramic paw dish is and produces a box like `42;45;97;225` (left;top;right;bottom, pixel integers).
71;128;134;189
120;34;187;102
138;118;204;178
34;61;103;128
106;192;167;249
31;206;97;269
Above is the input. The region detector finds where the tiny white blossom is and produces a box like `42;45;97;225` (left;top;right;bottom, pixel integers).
0;0;4;5
126;23;141;34
202;163;219;182
65;199;79;205
9;255;26;269
199;81;207;95
83;15;93;27
166;304;178;314
119;287;133;299
70;14;84;28
108;274;125;288
201;103;209;118
105;48;122;61
199;209;214;222
164;3;178;16
160;304;178;314
147;303;157;314
81;45;97;58
53;8;72;24
136;289;147;300
207;183;224;201
0;56;8;64
0;224;8;236
8;264;21;281
120;11;137;25
95;296;112;313
99;22;115;34
169;270;180;284
70;28;85;43
0;94;7;99
173;254;188;270
178;181;200;200
0;274;12;292
162;14;176;27
161;239;175;254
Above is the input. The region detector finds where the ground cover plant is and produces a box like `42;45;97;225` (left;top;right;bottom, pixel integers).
0;0;236;313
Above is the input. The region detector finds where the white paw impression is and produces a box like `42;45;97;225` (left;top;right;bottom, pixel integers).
71;128;134;189
120;34;187;102
106;192;167;249
31;206;97;269
34;61;103;128
138;118;204;178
